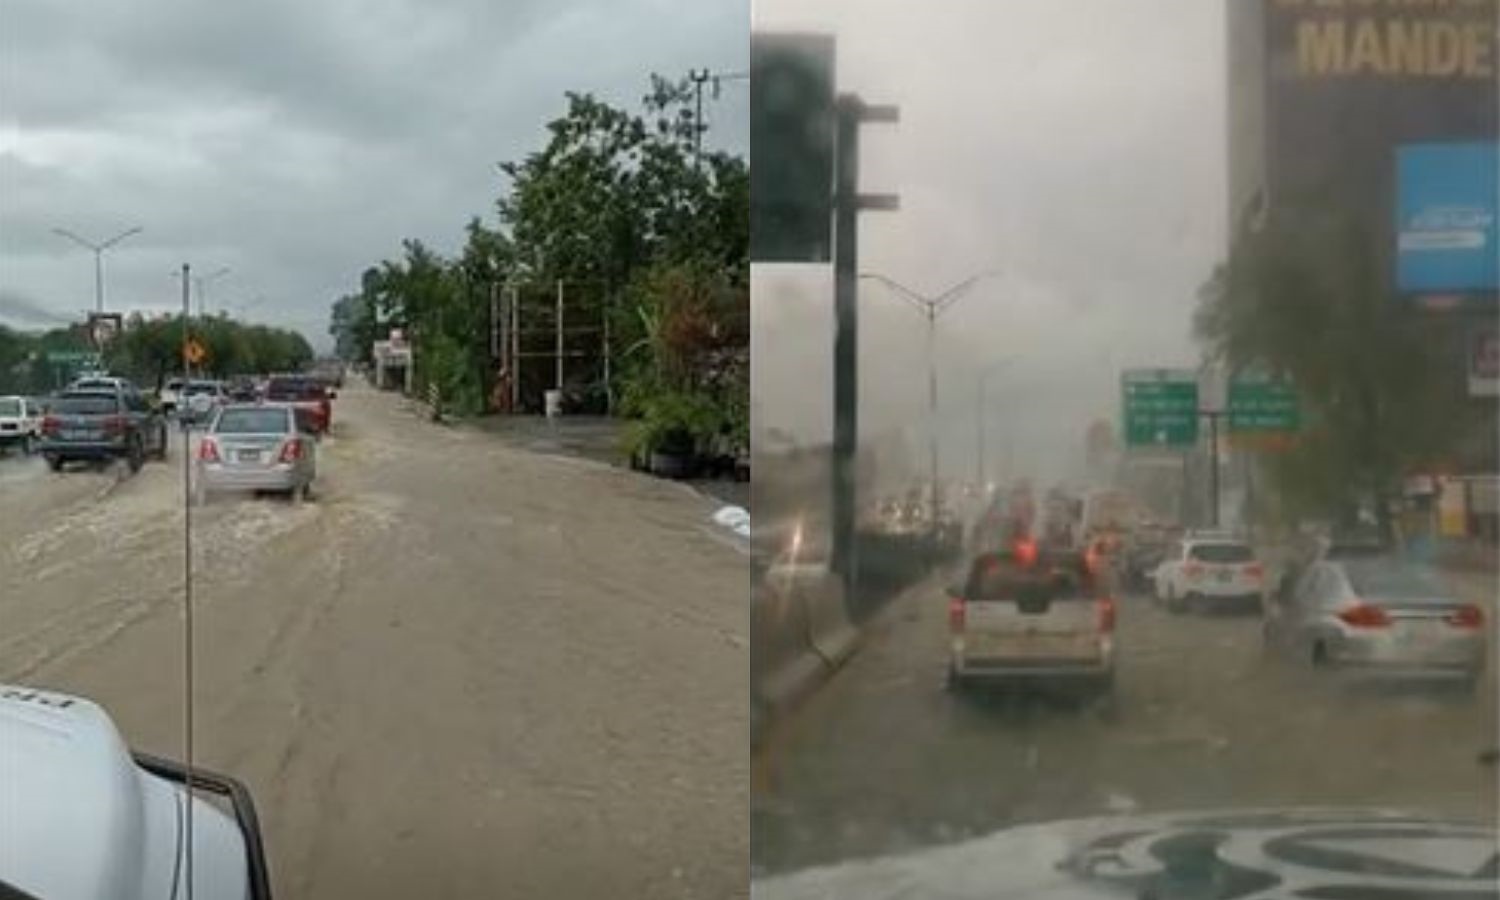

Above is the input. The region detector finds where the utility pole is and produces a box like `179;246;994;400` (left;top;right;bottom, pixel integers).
489;282;499;358
52;226;143;314
1202;409;1225;528
509;284;521;412
194;267;230;318
977;357;1017;486
686;68;748;168
555;279;565;391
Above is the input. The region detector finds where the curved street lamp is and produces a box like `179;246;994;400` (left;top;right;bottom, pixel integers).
52;226;144;315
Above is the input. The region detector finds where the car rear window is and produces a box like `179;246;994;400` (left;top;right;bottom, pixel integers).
0;398;20;417
214;408;291;434
165;379;184;390
966;557;1089;602
53;394;120;415
1189;543;1254;564
267;380;323;400
1343;560;1449;602
184;383;219;394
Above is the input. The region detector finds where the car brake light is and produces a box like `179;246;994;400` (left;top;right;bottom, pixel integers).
1337;603;1390;628
278;438;303;463
41;415;60;436
1097;596;1117;633
1244;562;1264;580
1013;538;1038;568
948;596;966;631
1446;605;1484;629
102;415;127;435
197;437;221;462
1183;563;1204;580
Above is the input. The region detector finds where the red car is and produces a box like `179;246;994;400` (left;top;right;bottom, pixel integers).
264;376;333;435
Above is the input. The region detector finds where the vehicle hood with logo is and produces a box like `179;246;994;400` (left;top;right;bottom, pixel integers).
750;808;1497;899
0;685;267;900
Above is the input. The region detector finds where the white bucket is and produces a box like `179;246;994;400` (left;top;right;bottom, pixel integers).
543;389;562;418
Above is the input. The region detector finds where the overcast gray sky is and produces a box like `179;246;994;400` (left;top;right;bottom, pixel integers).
751;0;1227;486
0;0;748;349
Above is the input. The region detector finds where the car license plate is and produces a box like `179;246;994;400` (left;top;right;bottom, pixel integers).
1217;569;1233;583
61;430;87;441
237;450;262;463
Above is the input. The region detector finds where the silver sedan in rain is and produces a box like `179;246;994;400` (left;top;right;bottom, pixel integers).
1264;553;1486;691
194;403;316;504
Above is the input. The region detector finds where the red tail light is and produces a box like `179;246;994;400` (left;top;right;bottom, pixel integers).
1337;603;1391;628
40;415;60;436
1097;596;1117;633
197;437;221;462
1244;562;1264;580
1013;538;1038;568
1446;605;1484;629
278;438;303;463
948;596;966;631
1183;563;1204;581
101;415;128;435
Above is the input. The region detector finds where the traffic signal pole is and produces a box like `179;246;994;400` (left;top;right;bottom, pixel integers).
830;94;898;586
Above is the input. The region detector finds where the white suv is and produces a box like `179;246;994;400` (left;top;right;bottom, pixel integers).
0;396;43;454
1153;537;1264;613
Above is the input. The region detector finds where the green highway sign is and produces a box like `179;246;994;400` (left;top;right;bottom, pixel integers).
1228;374;1299;434
45;351;101;365
1122;369;1199;448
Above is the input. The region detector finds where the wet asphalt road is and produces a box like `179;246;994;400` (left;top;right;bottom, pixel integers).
0;383;749;899
751;562;1498;878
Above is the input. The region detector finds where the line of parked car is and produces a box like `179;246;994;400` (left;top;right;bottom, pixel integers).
1;371;339;505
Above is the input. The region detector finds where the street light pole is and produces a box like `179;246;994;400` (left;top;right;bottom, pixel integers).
52;226;144;314
194;267;231;318
977;357;1017;486
858;269;999;524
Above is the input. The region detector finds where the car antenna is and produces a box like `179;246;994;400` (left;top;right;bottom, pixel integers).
178;262;198;900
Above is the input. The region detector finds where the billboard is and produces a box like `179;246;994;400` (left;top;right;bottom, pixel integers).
1261;0;1498;214
1396;141;1499;297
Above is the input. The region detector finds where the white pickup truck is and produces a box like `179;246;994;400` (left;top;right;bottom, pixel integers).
0;395;43;453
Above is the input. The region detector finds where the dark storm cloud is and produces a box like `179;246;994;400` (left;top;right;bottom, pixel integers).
0;0;748;346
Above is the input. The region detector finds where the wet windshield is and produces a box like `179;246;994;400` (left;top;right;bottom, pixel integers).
749;0;1498;886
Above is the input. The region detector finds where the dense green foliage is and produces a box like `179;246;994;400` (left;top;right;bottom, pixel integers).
328;73;748;450
0;316;312;395
1194;208;1474;528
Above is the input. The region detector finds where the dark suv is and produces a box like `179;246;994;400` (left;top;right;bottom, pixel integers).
37;390;169;472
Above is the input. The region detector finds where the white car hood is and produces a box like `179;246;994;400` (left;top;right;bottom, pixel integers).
751;808;1497;899
0;685;249;900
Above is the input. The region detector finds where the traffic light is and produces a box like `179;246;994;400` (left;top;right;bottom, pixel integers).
750;33;836;263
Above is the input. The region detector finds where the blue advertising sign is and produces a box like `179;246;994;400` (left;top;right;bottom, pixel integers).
1396;142;1499;296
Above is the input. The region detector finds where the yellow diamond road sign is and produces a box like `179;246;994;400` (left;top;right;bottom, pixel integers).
184;338;207;365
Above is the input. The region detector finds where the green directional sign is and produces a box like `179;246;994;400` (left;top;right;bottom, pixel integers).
45;351;101;365
1228;374;1299;433
1122;369;1199;448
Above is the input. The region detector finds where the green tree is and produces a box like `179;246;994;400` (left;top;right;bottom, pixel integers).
1195;208;1469;530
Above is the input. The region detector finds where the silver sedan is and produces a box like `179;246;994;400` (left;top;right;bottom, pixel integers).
1264;553;1486;690
193;403;316;504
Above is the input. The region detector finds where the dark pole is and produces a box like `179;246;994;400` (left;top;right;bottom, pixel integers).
831;95;860;586
690;69;709;167
177;261;195;894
